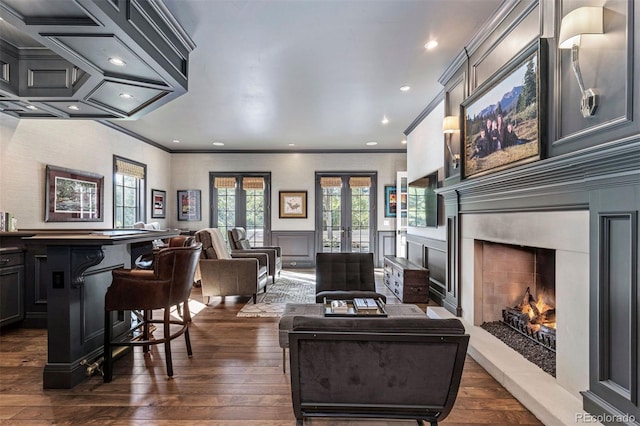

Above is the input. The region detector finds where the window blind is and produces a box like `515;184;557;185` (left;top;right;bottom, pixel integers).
214;177;237;189
320;176;342;188
115;158;145;179
242;177;265;190
349;176;371;188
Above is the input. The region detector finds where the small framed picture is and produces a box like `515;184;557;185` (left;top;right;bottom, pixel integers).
151;189;166;219
177;190;201;221
384;185;397;218
279;191;307;218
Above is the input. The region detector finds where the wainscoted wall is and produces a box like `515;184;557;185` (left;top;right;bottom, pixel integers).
376;230;396;267
271;230;315;268
406;234;447;305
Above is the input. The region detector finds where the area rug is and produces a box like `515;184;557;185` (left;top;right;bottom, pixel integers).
237;271;315;318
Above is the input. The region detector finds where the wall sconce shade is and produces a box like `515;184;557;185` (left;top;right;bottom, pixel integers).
558;6;604;118
558;6;603;49
442;115;460;169
442;115;460;134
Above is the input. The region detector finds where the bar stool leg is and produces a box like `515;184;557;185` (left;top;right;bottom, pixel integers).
164;308;174;377
103;310;113;383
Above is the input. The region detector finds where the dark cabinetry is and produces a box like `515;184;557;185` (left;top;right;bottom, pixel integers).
0;248;24;326
383;255;429;303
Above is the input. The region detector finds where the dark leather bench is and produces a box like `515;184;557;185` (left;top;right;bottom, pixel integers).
288;316;469;425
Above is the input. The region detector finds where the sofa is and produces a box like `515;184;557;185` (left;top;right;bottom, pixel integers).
288;316;469;425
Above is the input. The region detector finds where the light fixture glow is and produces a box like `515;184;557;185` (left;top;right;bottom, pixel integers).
442;116;460;169
108;57;126;66
381;116;389;125
119;93;133;99
212;142;225;146
424;40;438;50
173;139;180;143
365;141;378;146
558;6;604;117
26;105;38;110
400;85;410;92
288;143;295;146
401;139;407;144
67;105;80;111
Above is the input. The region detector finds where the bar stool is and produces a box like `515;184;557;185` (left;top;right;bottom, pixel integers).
103;243;202;382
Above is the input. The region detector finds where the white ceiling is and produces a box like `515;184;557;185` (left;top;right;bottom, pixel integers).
109;0;502;152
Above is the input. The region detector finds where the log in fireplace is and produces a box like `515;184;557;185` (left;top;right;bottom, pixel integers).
502;287;556;352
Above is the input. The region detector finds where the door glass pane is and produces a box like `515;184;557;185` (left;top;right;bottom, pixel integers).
216;187;236;243
245;188;264;246
322;186;342;252
350;186;370;252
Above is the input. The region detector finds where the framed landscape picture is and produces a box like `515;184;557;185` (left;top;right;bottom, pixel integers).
45;165;104;222
177;190;201;221
462;40;546;178
279;191;307;218
151;189;166;219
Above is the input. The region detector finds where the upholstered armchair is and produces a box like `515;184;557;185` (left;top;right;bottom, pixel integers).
315;252;386;303
228;227;282;283
194;228;269;304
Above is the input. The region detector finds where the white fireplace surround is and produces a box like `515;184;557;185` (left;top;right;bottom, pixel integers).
431;210;593;424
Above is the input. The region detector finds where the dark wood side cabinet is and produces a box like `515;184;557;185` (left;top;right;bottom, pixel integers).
383;255;429;303
0;247;25;327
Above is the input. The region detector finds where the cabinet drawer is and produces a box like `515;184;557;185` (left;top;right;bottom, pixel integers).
0;252;23;268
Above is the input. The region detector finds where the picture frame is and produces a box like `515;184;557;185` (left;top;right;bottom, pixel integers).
279;191;307;218
151;189;166;219
177;190;201;221
384;185;397;218
461;39;546;179
45;165;104;222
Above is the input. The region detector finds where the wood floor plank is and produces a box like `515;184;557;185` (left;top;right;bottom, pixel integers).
0;270;543;425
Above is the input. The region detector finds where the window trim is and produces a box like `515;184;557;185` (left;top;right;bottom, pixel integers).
113;155;147;228
209;172;272;244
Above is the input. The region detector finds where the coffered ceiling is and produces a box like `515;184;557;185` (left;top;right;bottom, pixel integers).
0;0;502;152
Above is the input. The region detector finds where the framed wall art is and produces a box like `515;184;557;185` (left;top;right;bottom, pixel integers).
279;191;307;218
151;189;166;219
177;190;201;221
45;165;104;222
462;39;546;178
384;185;397;218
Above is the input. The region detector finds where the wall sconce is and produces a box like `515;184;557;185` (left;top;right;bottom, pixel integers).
558;6;604;118
442;115;460;169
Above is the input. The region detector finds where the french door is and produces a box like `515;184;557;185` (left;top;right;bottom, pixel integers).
315;172;377;253
210;173;271;245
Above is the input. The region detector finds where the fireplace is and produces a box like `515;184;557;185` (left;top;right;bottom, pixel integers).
461;210;589;400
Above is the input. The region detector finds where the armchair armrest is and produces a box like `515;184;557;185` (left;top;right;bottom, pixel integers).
254;245;281;257
230;251;269;268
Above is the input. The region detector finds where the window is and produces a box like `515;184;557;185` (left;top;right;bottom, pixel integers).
211;173;270;245
113;156;146;228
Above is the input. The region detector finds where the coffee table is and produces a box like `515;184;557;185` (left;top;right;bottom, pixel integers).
278;302;425;372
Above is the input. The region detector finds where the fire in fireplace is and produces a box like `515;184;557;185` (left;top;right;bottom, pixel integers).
502;287;556;351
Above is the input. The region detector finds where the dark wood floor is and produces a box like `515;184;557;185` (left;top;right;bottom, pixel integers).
0;272;542;425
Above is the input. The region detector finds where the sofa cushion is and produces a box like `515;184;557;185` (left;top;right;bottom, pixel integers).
291;316;465;335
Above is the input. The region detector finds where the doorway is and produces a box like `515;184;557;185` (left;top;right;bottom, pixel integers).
315;172;377;254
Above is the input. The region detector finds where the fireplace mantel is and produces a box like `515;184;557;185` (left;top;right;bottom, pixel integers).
437;135;640;213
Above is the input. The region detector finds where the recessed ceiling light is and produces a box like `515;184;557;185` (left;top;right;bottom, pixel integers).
119;93;133;99
424;40;438;50
381;116;389;125
26;105;38;110
213;142;224;146
173;139;180;143
108;57;126;66
67;105;80;111
365;141;378;146
400;85;410;92
401;139;407;144
288;143;295;146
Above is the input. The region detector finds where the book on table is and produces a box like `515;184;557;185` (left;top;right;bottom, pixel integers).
330;300;349;314
353;298;379;312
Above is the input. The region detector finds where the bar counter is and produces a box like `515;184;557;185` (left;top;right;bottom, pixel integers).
1;229;180;388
